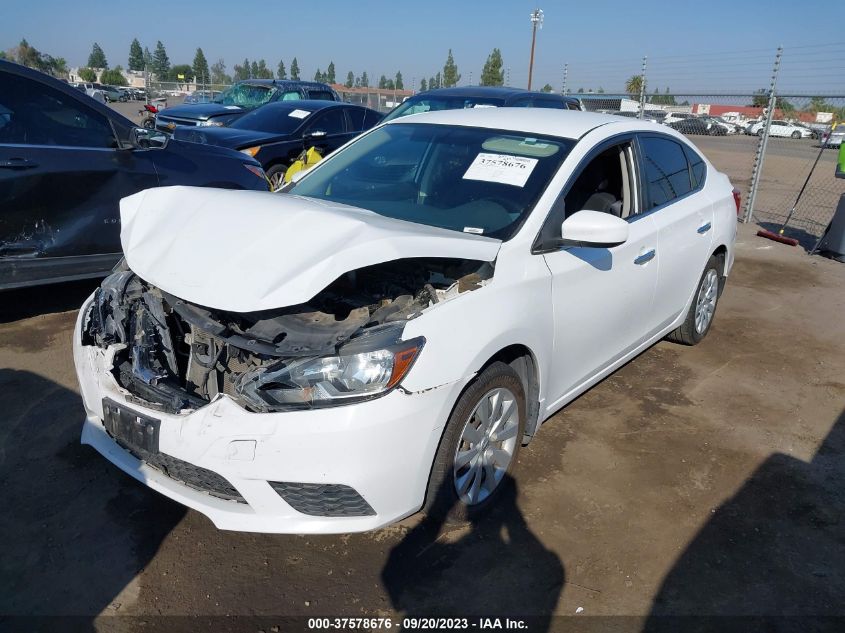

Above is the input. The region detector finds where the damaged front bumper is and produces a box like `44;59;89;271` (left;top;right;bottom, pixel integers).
73;293;469;533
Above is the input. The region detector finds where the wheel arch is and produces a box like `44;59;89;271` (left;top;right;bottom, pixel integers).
478;344;542;444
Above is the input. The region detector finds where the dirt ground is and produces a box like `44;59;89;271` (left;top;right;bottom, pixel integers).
1;221;844;632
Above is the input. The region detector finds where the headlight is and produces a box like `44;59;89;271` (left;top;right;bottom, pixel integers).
240;146;261;157
235;330;425;411
198;119;225;127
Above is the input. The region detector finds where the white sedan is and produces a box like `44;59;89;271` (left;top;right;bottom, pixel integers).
73;109;737;533
749;119;814;139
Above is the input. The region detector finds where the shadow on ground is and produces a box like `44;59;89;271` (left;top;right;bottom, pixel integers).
382;476;564;632
644;409;845;632
0;369;185;632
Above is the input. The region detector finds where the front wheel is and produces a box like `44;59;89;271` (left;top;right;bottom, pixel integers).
792;131;801;139
423;362;526;523
667;255;722;346
266;164;287;191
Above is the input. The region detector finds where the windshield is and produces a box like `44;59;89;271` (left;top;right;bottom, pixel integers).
213;83;278;108
289;123;574;240
382;96;505;123
229;106;311;134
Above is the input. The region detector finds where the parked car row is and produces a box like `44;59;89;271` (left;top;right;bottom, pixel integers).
0;60;270;288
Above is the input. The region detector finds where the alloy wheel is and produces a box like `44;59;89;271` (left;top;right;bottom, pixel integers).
695;269;719;334
453;387;520;506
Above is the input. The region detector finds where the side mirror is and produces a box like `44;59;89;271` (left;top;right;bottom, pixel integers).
304;129;327;139
560;210;629;248
129;127;168;150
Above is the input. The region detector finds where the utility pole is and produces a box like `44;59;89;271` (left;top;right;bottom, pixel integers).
527;8;544;90
561;63;568;95
506;67;511;87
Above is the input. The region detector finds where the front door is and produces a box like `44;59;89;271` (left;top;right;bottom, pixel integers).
541;140;659;410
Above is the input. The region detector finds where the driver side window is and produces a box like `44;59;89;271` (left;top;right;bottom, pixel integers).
563;142;636;220
305;109;346;136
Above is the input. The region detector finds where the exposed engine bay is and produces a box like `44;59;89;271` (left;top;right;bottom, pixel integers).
84;258;493;414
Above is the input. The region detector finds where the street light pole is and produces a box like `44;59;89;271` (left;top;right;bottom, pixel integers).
527;8;544;90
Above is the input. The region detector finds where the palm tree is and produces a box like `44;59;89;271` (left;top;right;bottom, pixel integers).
625;75;643;101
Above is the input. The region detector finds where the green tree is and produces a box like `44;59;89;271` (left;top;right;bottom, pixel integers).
128;38;144;71
809;96;832;112
143;46;153;69
14;39;66;76
256;59;272;79
233;58;250;80
0;51;6;60
210;59;230;84
394;70;403;90
78;67;97;82
625;75;643;100
345;71;354;88
378;74;387;89
442;49;460;87
576;87;584;94
193;48;210;83
290;57;300;80
88;42;108;69
277;59;287;79
314;68;324;82
479;48;504;86
101;67;127;85
750;89;768;108
360;71;368;87
168;64;194;83
420;77;427;91
435;71;442;88
326;61;336;84
541;83;553;93
250;60;259;79
428;75;436;89
152;41;170;78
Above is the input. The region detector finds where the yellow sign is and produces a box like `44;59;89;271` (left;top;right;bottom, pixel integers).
177;73;185;79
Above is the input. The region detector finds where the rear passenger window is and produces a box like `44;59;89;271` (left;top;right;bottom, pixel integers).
363;110;383;129
684;145;706;189
308;90;336;101
346;108;365;130
639;136;693;208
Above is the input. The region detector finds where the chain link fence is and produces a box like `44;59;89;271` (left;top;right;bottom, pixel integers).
559;44;845;247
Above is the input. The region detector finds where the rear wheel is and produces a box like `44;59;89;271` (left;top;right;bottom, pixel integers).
667;255;722;346
423;362;526;523
791;131;801;139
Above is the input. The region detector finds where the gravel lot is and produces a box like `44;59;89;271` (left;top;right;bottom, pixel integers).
1;114;844;631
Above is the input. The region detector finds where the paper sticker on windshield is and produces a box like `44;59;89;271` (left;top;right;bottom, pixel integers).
463;153;538;187
463;227;484;234
224;106;242;110
472;104;497;108
288;109;311;119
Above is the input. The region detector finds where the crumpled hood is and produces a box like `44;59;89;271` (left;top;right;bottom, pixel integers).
160;103;244;121
120;186;501;312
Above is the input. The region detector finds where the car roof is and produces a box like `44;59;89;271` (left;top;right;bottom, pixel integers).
415;86;572;100
384;107;662;139
236;79;334;90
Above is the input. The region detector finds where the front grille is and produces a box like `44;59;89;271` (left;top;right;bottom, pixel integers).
270;482;375;517
119;441;246;503
157;115;199;126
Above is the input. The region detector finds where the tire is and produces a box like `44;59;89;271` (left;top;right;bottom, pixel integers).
791;131;801;139
422;362;526;523
142;118;155;130
266;164;288;191
757;128;765;136
667;255;722;346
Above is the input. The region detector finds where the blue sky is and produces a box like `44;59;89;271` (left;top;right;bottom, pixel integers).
4;0;844;93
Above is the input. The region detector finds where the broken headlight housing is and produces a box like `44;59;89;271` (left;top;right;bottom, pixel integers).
235;327;425;411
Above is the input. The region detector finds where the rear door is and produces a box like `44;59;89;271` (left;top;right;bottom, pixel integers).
636;134;714;332
0;69;159;286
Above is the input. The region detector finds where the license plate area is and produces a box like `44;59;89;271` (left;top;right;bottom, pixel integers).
102;398;161;454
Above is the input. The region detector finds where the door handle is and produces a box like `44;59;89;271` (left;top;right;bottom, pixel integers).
634;249;656;265
697;221;712;234
0;158;38;170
